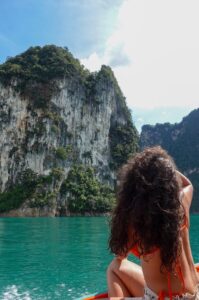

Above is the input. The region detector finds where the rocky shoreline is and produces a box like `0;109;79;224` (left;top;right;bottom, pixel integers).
0;207;110;217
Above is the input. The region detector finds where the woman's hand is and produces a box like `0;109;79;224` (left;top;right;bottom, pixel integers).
176;170;192;188
176;170;193;210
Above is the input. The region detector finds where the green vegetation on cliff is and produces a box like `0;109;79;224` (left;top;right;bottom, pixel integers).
0;169;39;212
60;165;115;213
109;122;139;169
0;45;87;108
0;45;86;84
0;165;115;214
0;45;132;116
0;168;63;212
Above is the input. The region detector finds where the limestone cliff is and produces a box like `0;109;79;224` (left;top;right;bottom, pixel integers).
0;45;139;216
140;108;199;212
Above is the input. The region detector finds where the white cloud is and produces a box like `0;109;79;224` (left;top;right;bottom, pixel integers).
81;52;102;72
81;0;199;109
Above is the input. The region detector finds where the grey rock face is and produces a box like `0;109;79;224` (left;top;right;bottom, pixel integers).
0;69;136;215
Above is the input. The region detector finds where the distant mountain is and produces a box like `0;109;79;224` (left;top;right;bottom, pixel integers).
140;108;199;212
132;106;193;133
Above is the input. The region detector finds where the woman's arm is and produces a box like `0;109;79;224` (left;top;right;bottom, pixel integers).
176;170;193;210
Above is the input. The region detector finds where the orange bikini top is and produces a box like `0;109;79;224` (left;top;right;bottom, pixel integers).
131;244;158;258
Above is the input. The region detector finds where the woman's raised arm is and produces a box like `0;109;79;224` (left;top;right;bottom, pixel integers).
176;170;193;210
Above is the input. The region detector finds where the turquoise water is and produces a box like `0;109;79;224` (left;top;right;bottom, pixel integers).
0;216;198;300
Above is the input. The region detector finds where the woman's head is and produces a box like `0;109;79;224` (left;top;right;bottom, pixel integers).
109;146;184;272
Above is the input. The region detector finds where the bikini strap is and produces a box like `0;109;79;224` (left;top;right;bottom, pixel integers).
181;215;188;230
158;290;165;300
176;263;185;293
167;272;173;300
158;266;185;300
158;273;172;300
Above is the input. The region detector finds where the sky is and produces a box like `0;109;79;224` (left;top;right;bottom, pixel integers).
0;0;198;132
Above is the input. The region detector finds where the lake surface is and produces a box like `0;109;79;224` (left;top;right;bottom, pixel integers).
0;216;199;300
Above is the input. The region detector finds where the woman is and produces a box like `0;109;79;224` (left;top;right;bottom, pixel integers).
107;146;199;299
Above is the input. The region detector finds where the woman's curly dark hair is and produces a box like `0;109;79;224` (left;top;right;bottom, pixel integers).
109;146;185;272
